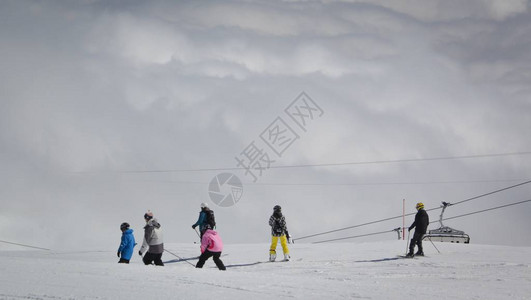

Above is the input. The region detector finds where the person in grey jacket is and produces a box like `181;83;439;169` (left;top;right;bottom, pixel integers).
139;211;164;266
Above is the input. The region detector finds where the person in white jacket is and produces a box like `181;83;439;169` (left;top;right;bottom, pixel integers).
138;210;164;266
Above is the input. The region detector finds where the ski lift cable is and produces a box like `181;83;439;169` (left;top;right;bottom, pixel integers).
74;151;531;174
295;213;417;242
450;180;531;206
431;199;531;224
0;239;50;251
312;230;391;244
294;180;531;242
313;199;531;244
133;178;530;187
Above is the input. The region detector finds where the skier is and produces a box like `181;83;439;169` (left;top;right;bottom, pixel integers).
407;202;429;257
117;222;135;264
138;211;164;266
269;205;291;262
192;202;215;238
195;224;226;271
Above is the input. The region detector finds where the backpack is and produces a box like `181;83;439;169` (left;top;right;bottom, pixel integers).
205;209;216;229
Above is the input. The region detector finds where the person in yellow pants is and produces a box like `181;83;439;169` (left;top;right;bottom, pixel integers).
269;205;291;261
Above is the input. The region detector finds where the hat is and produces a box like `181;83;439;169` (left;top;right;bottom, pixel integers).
416;202;424;210
274;205;281;211
200;202;208;209
120;222;130;231
144;210;154;220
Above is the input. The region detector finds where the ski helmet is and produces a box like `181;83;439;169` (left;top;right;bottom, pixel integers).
273;205;281;211
144;210;154;220
416;202;424;210
120;222;130;231
201;202;209;209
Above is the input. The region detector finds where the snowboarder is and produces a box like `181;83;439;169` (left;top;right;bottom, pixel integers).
138;211;164;266
195;224;226;270
407;202;429;257
192;202;215;238
269;205;291;262
117;222;135;264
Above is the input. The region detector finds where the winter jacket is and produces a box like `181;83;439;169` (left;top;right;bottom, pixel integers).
409;209;429;234
200;229;223;253
117;229;136;260
140;218;164;254
193;209;211;232
269;213;288;237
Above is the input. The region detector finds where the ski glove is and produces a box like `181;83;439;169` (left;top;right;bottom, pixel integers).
408;227;413;232
117;251;121;257
192;224;197;229
138;250;143;256
286;232;291;244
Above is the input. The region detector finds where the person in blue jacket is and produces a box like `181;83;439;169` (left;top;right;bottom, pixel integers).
117;222;136;264
192;203;211;237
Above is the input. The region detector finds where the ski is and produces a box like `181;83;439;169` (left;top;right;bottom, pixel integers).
397;255;417;259
397;254;427;259
267;257;301;263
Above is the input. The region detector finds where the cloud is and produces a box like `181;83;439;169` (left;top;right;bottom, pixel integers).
84;2;400;79
342;0;528;22
1;0;530;250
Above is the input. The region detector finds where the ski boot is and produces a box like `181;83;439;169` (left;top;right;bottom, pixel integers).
269;251;276;262
415;251;424;256
283;254;290;261
405;252;414;258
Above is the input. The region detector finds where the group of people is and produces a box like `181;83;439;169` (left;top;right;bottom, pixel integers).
117;202;428;267
116;203;292;269
192;203;226;270
117;210;164;266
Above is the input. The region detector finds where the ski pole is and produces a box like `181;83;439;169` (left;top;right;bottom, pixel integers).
405;229;410;255
164;249;196;267
193;227;202;244
427;236;441;254
194;227;201;238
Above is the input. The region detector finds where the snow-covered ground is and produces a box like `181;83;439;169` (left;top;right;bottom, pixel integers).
1;241;530;299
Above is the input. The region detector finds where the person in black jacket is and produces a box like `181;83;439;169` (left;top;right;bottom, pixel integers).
407;202;429;257
269;205;291;262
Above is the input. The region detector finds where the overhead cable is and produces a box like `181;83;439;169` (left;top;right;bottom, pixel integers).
0;239;50;251
451;180;531;206
312;230;391;244
433;199;531;223
77;151;531;174
313;199;531;244
294;180;531;242
134;178;530;187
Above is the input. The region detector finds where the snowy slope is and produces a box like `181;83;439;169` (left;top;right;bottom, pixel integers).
1;241;530;300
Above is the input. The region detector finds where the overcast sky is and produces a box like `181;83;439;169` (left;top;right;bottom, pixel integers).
1;0;531;251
